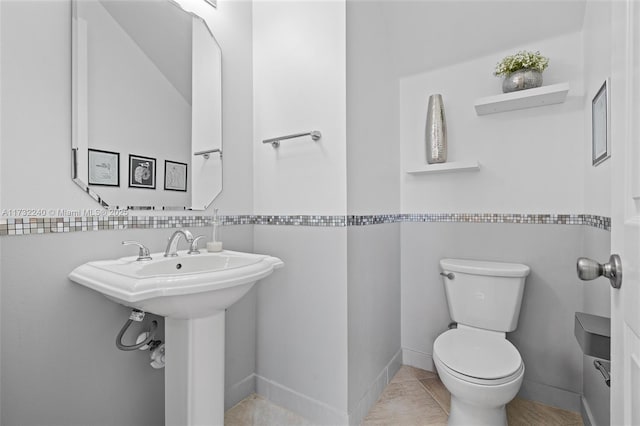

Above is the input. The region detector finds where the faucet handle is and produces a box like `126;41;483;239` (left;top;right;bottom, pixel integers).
188;236;206;255
122;241;152;261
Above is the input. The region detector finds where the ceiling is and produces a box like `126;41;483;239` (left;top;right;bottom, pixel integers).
379;0;587;77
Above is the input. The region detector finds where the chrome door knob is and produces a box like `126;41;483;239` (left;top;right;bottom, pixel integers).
576;254;622;289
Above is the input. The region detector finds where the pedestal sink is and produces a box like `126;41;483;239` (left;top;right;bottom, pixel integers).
69;249;283;426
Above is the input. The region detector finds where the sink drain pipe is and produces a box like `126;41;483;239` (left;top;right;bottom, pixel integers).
116;309;158;351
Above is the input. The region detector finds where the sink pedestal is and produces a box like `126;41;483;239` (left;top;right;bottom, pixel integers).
165;311;226;426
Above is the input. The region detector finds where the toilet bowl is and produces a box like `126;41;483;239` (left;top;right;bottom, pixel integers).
433;258;530;426
433;327;525;426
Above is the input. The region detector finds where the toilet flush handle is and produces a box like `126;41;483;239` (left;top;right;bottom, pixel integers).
440;272;455;280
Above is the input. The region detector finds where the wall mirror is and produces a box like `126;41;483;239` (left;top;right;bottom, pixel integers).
71;0;222;211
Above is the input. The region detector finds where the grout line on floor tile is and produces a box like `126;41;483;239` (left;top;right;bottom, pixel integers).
417;378;450;416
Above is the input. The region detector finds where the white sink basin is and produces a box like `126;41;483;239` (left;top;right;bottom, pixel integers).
70;247;283;425
69;249;283;319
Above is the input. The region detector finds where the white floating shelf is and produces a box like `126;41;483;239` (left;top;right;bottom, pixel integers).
474;82;569;116
406;160;480;175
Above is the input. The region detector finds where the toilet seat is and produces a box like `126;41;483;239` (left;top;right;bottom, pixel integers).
434;328;523;385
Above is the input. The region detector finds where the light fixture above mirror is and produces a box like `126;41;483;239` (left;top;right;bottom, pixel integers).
71;0;222;211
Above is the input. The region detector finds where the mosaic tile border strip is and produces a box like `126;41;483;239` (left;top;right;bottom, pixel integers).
0;216;213;236
345;213;610;229
347;215;399;226
0;213;611;236
402;213;582;225
399;213;610;230
0;214;347;236
344;213;611;230
582;214;611;230
252;215;347;227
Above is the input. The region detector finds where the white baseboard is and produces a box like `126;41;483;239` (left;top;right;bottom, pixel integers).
388;350;403;385
252;350;402;426
348;349;403;426
225;373;256;411
402;347;435;372
517;379;581;413
255;374;349;425
581;395;595;426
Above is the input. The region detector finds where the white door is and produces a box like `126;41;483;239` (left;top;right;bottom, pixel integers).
610;0;640;424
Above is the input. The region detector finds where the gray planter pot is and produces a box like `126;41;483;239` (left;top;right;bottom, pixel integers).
502;69;543;93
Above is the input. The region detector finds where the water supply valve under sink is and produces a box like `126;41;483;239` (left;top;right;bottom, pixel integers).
150;344;165;369
135;332;165;369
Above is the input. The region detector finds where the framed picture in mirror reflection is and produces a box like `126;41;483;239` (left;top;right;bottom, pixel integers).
129;154;156;189
165;160;187;192
88;148;119;187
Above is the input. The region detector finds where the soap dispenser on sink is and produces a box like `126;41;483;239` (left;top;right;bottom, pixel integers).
206;208;223;252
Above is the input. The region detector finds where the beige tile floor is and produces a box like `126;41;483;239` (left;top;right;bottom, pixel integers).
225;393;315;426
362;366;583;426
225;365;584;426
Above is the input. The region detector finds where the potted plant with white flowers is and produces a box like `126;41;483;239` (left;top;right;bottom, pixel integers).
494;50;549;93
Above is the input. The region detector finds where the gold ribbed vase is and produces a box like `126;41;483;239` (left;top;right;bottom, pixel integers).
425;94;447;164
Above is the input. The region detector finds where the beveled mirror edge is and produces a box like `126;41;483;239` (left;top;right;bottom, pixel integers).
70;0;223;212
177;0;224;211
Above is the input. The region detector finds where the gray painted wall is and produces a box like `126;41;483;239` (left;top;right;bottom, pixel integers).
254;226;349;422
220;226;258;410
580;226;611;425
2;231;168;426
0;226;254;426
581;227;611;318
347;224;401;412
401;222;586;411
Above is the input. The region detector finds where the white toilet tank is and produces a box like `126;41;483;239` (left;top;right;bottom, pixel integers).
440;258;530;332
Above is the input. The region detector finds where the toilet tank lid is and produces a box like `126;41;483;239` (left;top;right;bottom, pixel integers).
440;258;530;277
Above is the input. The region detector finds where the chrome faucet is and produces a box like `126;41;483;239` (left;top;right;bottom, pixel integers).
188;236;206;255
122;241;152;261
164;230;194;257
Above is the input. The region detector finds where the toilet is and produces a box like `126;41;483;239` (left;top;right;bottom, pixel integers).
433;258;530;426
